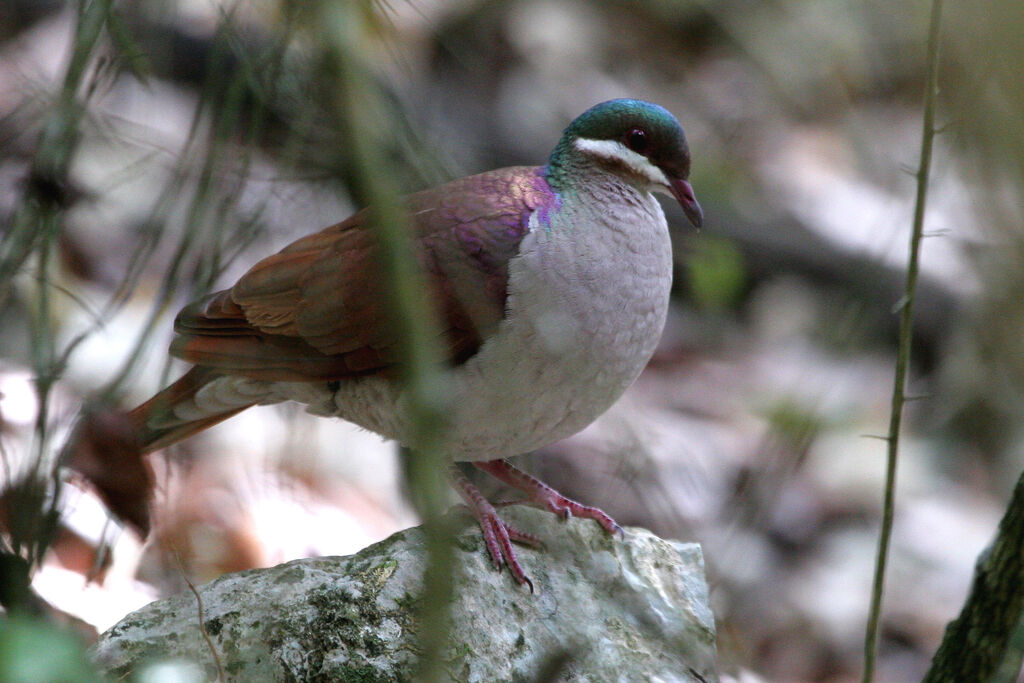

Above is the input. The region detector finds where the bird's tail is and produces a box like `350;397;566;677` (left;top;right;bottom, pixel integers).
127;366;255;453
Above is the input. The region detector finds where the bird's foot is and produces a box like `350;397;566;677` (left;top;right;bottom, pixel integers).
451;468;540;591
474;459;623;537
451;459;622;590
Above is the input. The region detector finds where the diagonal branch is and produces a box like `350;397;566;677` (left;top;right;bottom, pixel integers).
922;468;1024;681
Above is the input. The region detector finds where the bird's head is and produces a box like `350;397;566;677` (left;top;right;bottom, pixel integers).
550;99;703;228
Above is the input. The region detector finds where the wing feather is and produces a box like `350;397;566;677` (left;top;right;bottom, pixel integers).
170;166;555;381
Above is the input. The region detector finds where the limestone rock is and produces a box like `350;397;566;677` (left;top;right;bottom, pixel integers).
93;507;717;681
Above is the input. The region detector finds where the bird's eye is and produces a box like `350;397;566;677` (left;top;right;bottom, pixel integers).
625;128;648;153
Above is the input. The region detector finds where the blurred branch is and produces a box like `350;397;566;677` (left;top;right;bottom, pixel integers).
2;0;288;572
922;467;1024;681
0;0;115;570
0;0;110;298
296;2;455;681
861;0;944;681
0;546;48;617
100;16;278;396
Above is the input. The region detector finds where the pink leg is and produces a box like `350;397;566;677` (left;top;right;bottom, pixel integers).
450;467;540;592
474;459;623;537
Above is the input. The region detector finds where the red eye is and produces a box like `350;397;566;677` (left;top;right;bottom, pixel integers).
626;128;648;153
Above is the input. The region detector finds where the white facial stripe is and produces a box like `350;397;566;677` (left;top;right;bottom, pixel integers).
573;137;671;187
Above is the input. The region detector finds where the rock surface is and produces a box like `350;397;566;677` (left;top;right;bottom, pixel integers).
92;507;717;681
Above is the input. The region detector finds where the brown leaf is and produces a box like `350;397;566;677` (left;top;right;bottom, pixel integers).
64;404;153;535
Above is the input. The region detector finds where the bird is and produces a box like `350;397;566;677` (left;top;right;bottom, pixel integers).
121;98;702;589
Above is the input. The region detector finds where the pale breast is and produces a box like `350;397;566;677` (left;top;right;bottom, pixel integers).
431;189;673;460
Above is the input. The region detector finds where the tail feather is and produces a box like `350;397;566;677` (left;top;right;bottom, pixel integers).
128;366;255;453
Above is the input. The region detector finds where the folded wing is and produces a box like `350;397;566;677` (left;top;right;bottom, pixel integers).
171;166;554;382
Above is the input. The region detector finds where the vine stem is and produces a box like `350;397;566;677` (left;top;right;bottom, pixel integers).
322;5;455;682
861;0;945;680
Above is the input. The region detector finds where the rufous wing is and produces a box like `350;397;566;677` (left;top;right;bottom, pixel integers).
170;166;556;382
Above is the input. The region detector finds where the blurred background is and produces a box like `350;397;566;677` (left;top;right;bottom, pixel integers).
1;0;1023;680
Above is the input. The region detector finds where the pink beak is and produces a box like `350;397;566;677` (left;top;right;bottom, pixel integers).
669;178;703;228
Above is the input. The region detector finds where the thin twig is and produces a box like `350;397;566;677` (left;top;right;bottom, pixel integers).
1;0;114;566
176;552;225;683
861;0;945;680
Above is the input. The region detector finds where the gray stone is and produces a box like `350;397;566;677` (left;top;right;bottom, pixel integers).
93;507;717;681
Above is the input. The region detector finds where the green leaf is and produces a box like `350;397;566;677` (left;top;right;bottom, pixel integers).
0;616;102;683
684;236;746;312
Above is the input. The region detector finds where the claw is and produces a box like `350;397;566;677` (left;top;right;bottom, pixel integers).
449;459;622;591
474;459;622;537
450;467;537;590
